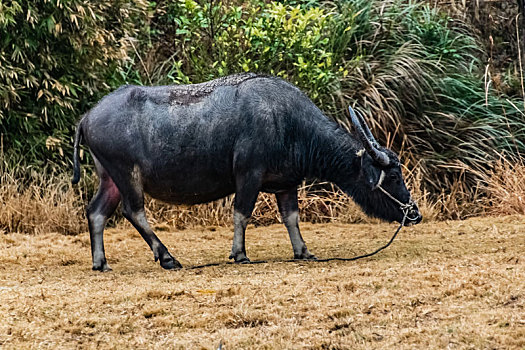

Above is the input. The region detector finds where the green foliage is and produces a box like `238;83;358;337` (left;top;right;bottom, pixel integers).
0;0;148;165
2;0;524;204
241;3;342;100
126;0;349;106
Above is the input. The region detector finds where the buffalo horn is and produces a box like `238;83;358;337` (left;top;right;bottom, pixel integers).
355;109;379;147
348;106;390;166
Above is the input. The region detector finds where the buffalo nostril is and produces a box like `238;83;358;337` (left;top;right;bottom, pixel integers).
407;210;422;224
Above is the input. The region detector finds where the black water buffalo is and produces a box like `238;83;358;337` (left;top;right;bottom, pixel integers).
72;73;421;271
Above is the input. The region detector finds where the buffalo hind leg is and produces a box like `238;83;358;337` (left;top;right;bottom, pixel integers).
276;188;316;260
229;173;261;263
119;177;182;270
87;160;121;271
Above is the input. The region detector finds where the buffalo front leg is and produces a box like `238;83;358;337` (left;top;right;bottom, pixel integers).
229;173;261;263
276;188;316;260
87;160;121;271
229;210;251;263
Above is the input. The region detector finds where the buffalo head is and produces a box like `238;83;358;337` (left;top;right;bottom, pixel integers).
348;106;422;226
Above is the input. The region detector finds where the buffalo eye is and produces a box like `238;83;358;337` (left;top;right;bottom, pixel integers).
389;172;401;183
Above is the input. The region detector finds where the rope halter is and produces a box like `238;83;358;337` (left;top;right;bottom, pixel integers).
373;170;420;222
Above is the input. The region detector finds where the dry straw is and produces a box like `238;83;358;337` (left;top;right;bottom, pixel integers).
1;162;442;235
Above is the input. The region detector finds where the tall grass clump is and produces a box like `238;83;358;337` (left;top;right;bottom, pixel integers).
0;161;92;235
333;1;525;197
474;156;525;216
435;0;523;97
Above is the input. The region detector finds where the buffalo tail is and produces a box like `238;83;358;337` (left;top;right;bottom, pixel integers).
71;119;84;184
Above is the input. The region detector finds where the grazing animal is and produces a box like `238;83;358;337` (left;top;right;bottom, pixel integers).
72;73;421;271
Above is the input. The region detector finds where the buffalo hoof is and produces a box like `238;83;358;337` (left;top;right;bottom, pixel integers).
235;257;252;264
92;261;112;272
229;252;251;264
160;254;182;270
294;252;317;260
154;247;182;270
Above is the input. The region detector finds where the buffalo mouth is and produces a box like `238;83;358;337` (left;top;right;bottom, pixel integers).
403;210;422;226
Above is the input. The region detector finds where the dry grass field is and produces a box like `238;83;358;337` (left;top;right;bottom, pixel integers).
0;216;524;349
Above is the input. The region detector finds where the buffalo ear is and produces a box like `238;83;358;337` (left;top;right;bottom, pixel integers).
360;154;382;189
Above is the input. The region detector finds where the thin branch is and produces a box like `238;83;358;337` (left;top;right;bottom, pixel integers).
128;37;152;85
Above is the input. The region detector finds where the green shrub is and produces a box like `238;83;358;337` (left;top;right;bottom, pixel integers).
0;0;148;166
124;0;349;108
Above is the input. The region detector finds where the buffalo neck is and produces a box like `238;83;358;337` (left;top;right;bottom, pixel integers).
301;121;361;190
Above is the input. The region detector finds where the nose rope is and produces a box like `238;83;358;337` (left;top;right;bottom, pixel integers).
187;212;409;269
372;170;418;216
187;208;411;269
186;178;419;269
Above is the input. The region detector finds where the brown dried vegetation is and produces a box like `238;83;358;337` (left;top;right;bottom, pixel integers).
0;165;408;235
3;156;525;235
